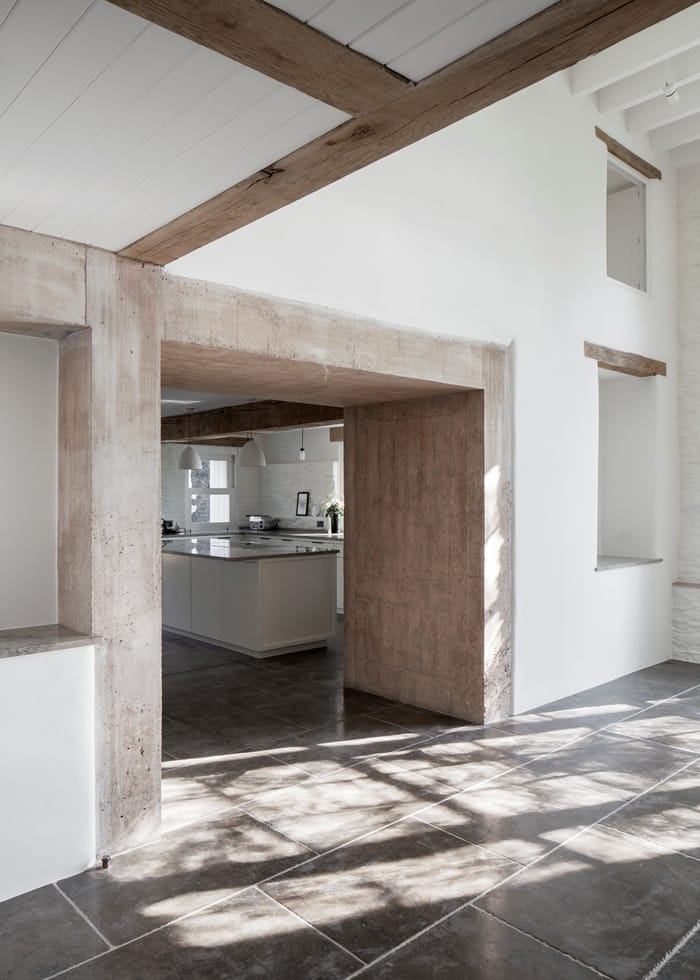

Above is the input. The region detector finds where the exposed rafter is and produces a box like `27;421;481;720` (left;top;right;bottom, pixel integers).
597;45;700;113
105;0;410;117
119;0;697;265
571;2;700;94
162;400;343;442
652;112;700;152
626;77;700;132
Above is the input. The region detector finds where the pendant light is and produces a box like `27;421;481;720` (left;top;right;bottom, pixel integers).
239;400;267;467
299;428;306;461
178;408;202;470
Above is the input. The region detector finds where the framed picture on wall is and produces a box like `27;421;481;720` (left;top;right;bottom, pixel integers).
296;491;310;516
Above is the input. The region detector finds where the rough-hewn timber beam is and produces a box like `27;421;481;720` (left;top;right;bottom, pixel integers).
105;0;409;117
162;400;343;441
164;436;249;446
584;340;667;376
594;126;662;179
120;0;694;265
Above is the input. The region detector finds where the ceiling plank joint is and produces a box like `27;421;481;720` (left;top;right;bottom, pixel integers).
104;0;410;117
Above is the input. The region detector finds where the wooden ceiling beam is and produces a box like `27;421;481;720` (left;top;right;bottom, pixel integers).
162;399;343;442
119;0;696;266
105;0;409;117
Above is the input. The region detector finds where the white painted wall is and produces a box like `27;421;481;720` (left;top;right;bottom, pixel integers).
0;332;58;629
598;374;658;558
170;72;679;713
0;646;95;901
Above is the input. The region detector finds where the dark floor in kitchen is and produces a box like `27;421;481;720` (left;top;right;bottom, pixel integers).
2;625;700;980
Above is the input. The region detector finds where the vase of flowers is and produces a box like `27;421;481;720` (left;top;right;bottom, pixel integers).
325;499;344;535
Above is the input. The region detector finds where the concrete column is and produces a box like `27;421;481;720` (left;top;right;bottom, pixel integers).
60;252;163;851
344;391;488;722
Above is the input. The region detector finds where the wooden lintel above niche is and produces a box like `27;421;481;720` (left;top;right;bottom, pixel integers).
584;341;666;378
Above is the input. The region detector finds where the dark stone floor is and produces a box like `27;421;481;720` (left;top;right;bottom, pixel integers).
2;628;700;979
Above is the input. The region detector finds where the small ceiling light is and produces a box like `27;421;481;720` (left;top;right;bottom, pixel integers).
299;428;306;461
663;81;680;105
177;409;202;471
239;400;267;467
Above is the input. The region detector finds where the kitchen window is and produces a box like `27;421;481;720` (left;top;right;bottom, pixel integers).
189;456;233;525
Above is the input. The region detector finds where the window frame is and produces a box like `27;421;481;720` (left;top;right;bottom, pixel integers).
186;453;234;529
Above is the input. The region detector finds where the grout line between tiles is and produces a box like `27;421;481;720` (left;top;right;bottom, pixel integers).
53;882;115;950
601;824;700;864
253;886;366;966
644;917;700;978
472;906;614;978
342;754;700;979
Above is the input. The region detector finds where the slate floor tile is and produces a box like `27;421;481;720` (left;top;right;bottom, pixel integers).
602;763;700;859
264;715;431;776
241;758;452;853
416;764;623;864
59;810;311;945
356;905;600;979
477;825;700;979
0;884;108;980
62;887;359;979
527;729;693;801
655;928;700;979
366;702;473;734
162;708;310;761
379;725;537;792
161;766;235;833
162;749;311;807
262;819;516;962
609;698;700;755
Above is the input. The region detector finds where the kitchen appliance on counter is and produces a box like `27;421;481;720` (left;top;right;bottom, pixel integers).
246;515;278;532
161;519;182;535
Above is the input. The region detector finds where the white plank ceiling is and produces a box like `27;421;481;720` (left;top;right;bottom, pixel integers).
571;4;700;169
267;0;559;82
0;0;347;250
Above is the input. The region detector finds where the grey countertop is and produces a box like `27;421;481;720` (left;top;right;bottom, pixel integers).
0;623;97;660
162;535;340;561
162;529;344;543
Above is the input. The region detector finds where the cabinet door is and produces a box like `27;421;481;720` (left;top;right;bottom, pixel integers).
162;554;191;631
191;558;222;640
221;561;260;651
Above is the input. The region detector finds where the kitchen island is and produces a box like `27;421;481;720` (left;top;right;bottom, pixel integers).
162;536;338;658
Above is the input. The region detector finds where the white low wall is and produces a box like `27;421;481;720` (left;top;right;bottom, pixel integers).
0;646;96;902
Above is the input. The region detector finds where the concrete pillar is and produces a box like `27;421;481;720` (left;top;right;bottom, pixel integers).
60;252;163;851
344;391;488;722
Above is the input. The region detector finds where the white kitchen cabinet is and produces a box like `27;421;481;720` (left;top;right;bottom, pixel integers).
310;539;344;614
191;556;222;640
221;560;260;652
162;553;191;632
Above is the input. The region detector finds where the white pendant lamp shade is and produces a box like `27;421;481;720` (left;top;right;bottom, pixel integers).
239;436;267;467
178;445;202;470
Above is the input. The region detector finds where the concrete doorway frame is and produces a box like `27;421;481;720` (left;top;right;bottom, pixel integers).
1;226;511;855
